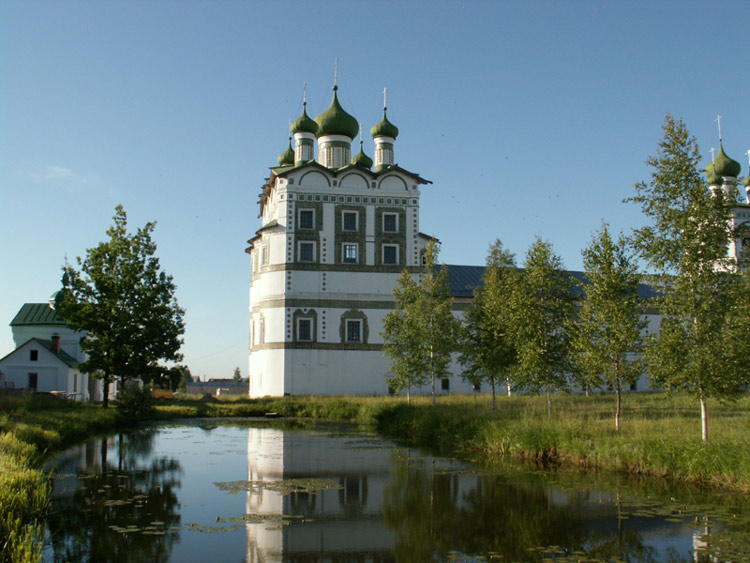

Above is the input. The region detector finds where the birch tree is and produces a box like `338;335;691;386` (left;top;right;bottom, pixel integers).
512;238;576;414
459;239;519;410
572;223;646;431
383;241;457;405
382;269;428;403
629;114;746;441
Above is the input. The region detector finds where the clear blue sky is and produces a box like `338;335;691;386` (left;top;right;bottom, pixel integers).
2;1;748;381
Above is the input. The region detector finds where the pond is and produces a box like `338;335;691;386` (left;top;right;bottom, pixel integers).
42;420;750;562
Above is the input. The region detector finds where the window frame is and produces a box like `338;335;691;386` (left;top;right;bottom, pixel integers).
297;318;314;342
298;241;316;263
342;210;359;232
382;212;399;233
342;243;358;264
382;243;399;265
345;319;363;343
298;209;315;230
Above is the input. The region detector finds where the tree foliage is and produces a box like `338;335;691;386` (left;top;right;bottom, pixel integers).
511;238;576;411
459;239;519;410
629;115;748;441
175;365;193;392
382;241;457;404
59;205;185;407
572;223;646;430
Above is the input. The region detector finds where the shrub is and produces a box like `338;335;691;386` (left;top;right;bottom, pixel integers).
115;384;154;419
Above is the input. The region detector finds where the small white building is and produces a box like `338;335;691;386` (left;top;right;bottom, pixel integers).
0;299;110;401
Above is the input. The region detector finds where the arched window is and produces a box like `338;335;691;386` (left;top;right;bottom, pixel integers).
340;309;368;344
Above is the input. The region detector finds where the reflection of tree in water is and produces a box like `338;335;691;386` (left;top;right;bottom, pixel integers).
383;452;659;562
576;496;659;563
46;430;183;563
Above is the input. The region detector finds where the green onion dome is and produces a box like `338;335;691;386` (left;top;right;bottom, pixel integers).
314;85;359;139
290;102;318;135
370;108;399;139
351;141;373;169
707;144;742;179
706;163;721;186
50;288;70;310
277;139;294;166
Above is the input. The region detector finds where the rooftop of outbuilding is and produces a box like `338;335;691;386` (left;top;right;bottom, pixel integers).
10;303;67;326
444;264;659;300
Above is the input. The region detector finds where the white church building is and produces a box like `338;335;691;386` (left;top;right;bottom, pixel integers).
247;87;748;398
246;85;439;397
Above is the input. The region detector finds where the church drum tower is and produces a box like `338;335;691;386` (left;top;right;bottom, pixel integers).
246;86;432;397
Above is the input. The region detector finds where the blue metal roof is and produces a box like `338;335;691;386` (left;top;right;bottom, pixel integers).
444;265;658;300
186;381;247;387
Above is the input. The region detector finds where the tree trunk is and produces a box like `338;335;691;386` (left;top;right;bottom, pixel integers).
407;385;411;405
100;437;108;467
615;382;621;432
491;380;496;411
546;388;552;417
430;347;436;406
506;378;512;397
700;393;709;442
431;373;436;406
118;433;124;471
102;374;110;408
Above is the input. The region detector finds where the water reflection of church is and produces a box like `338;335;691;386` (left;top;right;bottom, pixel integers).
44;425;723;562
245;427;396;562
243;426;713;563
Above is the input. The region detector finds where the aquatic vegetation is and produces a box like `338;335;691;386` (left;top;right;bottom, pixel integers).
213;477;344;495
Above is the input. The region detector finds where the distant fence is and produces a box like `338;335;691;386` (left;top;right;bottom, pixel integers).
1;384;23;395
185;381;248;396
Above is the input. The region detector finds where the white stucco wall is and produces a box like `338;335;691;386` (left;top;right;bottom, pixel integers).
12;325;84;361
0;340;87;398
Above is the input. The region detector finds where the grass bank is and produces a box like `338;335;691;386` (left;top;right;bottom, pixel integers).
3;391;749;561
0;393;124;562
372;393;750;491
151;393;401;423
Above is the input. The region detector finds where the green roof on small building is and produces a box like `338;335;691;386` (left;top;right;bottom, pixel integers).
10;303;67;327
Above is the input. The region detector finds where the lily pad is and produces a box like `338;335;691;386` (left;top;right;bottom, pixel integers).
214;478;344;496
